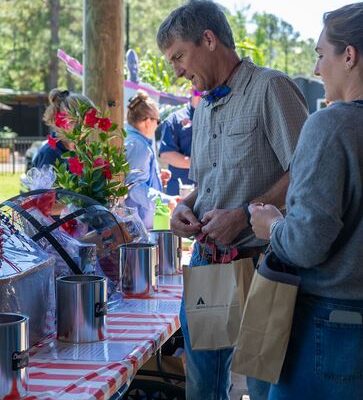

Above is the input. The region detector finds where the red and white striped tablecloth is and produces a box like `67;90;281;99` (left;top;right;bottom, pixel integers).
25;280;183;400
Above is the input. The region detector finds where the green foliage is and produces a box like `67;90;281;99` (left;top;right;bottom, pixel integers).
54;103;129;205
0;0;317;94
0;0;82;91
250;12;316;75
128;0;184;53
0;126;18;139
138;50;188;93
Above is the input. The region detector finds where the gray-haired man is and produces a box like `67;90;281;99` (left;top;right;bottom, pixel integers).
157;1;308;399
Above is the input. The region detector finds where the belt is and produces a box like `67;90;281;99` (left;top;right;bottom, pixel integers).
200;245;264;263
196;233;265;263
235;246;265;260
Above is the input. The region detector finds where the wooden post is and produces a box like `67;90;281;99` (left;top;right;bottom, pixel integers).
83;0;124;131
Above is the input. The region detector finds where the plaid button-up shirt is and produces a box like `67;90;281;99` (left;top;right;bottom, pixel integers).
189;58;308;247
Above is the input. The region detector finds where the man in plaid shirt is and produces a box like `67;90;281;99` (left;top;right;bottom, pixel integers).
157;1;308;399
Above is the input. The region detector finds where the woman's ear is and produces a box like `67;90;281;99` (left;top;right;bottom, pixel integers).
344;45;359;69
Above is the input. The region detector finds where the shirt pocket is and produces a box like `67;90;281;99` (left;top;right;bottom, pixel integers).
225;115;258;136
221;116;260;164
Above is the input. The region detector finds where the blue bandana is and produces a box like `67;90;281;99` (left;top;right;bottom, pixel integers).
202;85;231;105
202;60;242;106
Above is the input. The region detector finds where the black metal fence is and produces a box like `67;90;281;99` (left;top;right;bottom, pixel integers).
0;136;44;174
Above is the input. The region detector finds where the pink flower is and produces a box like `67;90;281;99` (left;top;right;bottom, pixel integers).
55;112;71;130
68;156;84;176
98;117;112;131
47;135;58;150
84;108;99;128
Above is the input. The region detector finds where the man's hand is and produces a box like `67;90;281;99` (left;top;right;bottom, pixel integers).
200;208;248;245
170;203;202;238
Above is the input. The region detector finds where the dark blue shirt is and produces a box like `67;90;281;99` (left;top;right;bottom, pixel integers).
159;103;195;195
32;140;68;169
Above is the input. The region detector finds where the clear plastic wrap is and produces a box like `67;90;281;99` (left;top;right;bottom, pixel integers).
1;189;131;296
0;214;55;346
22;165;57;190
111;201;149;243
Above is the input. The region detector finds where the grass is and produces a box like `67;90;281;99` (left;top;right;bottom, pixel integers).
0;173;21;203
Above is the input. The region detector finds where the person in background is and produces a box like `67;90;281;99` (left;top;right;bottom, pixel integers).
250;3;363;400
157;1;308;399
32;89;94;168
159;87;202;195
125;90;178;229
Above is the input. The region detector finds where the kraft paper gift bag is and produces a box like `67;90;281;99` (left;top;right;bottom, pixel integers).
183;258;254;350
231;252;300;383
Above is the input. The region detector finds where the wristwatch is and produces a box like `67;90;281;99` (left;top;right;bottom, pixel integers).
269;218;283;240
242;202;251;226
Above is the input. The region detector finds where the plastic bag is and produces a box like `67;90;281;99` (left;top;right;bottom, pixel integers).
22;165;56;190
111;201;149;243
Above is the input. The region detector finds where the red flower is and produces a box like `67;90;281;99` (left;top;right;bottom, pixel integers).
98;117;112;131
68;156;84;176
84;108;99;128
61;219;78;236
93;157;112;180
103;163;112;179
47;134;58;150
55;112;71;130
93;157;105;168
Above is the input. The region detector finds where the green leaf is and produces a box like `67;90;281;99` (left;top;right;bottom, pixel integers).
99;132;108;142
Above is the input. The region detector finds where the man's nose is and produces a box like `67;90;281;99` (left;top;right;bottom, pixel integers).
173;64;185;78
314;62;320;76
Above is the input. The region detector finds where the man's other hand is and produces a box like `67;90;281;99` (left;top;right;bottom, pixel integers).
200;208;248;245
171;203;202;238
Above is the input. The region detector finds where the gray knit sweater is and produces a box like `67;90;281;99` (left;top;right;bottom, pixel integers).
272;101;363;299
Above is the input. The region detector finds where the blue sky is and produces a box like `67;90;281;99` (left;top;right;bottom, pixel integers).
218;1;361;40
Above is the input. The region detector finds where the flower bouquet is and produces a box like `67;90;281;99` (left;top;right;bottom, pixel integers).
53;101;129;206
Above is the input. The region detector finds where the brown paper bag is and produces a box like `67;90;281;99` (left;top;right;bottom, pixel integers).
231;252;300;383
183;258;254;350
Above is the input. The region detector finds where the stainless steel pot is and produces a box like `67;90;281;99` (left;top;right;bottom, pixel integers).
0;313;29;399
149;230;182;275
56;275;107;343
119;243;157;297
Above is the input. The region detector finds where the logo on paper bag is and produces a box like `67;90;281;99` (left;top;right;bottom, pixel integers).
196;297;206;308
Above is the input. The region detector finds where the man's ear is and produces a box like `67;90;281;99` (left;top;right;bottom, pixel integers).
344;45;359;69
202;30;217;51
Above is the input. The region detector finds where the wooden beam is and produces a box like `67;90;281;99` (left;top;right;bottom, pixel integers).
83;0;124;131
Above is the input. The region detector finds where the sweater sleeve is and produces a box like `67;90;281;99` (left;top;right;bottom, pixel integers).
271;109;346;268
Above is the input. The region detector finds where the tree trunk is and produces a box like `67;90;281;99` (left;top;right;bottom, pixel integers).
83;0;124;134
48;0;60;91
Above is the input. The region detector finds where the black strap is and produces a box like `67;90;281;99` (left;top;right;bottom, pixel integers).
4;200;83;275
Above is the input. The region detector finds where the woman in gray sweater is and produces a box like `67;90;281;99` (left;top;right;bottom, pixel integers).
250;3;363;400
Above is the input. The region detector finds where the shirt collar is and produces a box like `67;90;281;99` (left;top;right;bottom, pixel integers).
203;57;256;109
